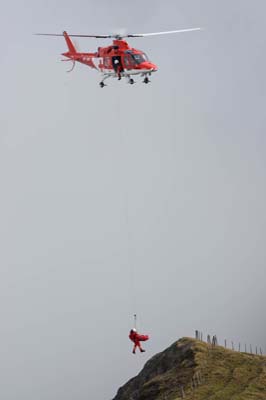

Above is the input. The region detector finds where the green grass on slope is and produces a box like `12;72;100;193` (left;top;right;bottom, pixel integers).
176;339;266;400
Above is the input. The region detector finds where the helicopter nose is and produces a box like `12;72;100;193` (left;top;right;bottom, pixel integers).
141;61;158;71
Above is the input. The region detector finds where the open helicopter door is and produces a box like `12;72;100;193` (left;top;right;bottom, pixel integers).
112;56;123;73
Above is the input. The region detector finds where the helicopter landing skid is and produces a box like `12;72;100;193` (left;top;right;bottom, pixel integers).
143;76;150;84
99;75;111;88
99;73;151;87
127;76;135;85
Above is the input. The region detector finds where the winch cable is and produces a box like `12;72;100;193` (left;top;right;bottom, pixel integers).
114;92;138;324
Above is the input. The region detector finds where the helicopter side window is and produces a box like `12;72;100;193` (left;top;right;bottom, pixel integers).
103;57;110;68
124;55;133;69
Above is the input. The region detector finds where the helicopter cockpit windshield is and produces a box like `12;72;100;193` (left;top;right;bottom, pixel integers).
124;50;149;66
131;53;149;64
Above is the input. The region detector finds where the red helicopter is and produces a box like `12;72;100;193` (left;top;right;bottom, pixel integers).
36;28;201;87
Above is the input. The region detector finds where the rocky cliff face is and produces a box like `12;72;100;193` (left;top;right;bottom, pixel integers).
112;337;266;400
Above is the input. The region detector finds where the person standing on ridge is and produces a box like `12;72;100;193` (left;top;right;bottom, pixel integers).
129;328;149;354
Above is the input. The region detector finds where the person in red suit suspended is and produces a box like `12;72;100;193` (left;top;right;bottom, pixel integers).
129;328;149;354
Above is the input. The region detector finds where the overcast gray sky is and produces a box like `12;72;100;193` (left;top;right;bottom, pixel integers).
1;0;266;399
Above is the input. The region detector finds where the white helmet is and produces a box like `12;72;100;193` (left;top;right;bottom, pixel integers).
132;328;137;332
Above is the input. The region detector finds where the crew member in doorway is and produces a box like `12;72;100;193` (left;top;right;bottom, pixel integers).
129;328;149;354
112;56;123;80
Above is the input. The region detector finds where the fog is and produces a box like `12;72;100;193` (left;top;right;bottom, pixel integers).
0;1;266;399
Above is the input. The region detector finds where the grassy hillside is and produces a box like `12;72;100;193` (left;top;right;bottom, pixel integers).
113;338;266;400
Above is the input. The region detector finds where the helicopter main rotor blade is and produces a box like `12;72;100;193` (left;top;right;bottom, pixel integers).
35;33;112;38
35;27;202;40
127;28;202;37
